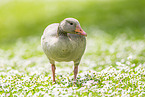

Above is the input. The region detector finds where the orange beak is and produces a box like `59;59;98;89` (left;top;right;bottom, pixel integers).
75;25;87;36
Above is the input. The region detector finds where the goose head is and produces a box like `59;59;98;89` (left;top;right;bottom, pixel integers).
59;18;87;36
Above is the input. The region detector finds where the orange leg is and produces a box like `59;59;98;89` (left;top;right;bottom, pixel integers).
74;65;78;82
51;64;56;82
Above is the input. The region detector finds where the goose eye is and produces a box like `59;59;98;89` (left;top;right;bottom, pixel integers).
70;22;73;25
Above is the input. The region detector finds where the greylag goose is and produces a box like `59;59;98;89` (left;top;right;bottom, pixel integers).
41;18;87;82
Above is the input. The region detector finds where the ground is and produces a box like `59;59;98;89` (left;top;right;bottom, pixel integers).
0;30;145;96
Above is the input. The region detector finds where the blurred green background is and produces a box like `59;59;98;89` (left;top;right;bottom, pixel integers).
0;0;145;47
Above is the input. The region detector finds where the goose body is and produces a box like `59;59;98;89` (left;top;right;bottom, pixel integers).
41;18;87;82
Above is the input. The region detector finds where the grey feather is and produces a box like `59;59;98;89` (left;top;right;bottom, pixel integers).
41;19;86;66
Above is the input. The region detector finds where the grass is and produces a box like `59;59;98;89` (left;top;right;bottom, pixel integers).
0;0;145;45
0;0;145;96
0;30;145;96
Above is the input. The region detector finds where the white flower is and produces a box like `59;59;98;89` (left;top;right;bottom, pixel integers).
127;55;133;60
116;62;122;66
44;93;51;97
126;61;131;65
131;64;135;67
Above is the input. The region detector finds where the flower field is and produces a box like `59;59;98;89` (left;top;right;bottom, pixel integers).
0;31;145;96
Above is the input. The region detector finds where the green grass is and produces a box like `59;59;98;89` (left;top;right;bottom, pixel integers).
0;31;145;96
0;0;145;96
0;0;145;45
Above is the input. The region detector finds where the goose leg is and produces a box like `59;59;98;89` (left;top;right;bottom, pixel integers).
74;65;78;82
51;64;56;82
